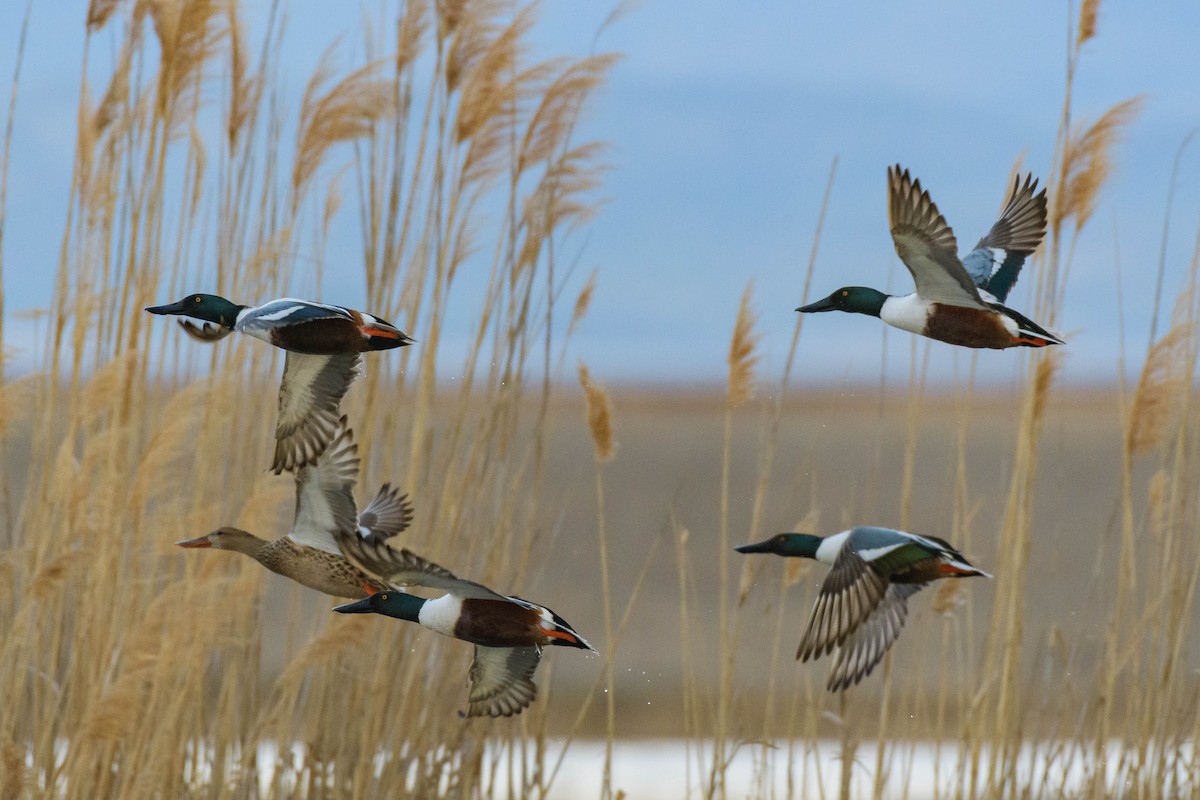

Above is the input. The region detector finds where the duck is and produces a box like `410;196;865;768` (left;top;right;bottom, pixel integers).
331;531;595;718
735;525;990;691
146;294;414;473
176;420;415;598
797;165;1064;349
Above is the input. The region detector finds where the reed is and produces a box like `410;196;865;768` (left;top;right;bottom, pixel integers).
3;0;1200;797
0;0;615;796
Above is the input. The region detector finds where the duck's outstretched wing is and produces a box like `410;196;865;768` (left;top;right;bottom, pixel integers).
288;421;359;555
272;352;360;474
796;545;889;662
963;173;1048;303
333;530;506;601
358;484;415;544
887;165;987;309
825;584;922;692
465;645;541;718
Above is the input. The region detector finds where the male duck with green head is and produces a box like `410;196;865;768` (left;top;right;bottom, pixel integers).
332;532;595;718
736;525;990;691
798;165;1063;350
146;294;414;472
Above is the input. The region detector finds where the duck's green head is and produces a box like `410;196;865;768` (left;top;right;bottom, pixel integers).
333;590;426;622
735;533;822;559
146;293;243;327
797;287;887;318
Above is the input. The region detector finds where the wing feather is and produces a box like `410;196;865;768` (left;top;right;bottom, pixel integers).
466;645;541;718
796;547;889;662
887;165;987;308
288;421;359;555
333;530;506;601
826;584;923;691
272;352;360;474
358;484;415;544
963;173;1048;302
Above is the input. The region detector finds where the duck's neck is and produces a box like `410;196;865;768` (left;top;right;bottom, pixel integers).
778;533;824;559
846;287;888;317
374;592;427;623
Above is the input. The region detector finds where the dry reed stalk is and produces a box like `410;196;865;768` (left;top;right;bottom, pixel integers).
739;157;836;610
4;0;613;792
709;283;759;797
577;361;616;797
0;1;32;383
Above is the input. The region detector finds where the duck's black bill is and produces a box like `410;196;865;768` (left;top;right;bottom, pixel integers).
796;297;836;313
333;597;374;614
145;300;189;316
734;539;774;554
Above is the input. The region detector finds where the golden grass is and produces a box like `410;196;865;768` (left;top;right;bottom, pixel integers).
4;0;1200;797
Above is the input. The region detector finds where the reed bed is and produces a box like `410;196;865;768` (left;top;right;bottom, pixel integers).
1;1;1199;799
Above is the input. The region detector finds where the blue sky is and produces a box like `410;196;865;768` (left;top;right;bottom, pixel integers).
2;1;1199;387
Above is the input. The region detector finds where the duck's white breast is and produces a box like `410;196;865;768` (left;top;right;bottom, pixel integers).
816;530;851;564
879;294;932;335
418;594;463;637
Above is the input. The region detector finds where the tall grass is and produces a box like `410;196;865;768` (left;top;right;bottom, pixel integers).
697;2;1200;798
0;1;615;796
3;0;1200;798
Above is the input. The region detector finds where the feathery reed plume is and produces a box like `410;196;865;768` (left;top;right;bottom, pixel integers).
146;0;226;127
727;283;759;410
234;474;293;535
1077;0;1100;47
436;0;467;40
292;56;396;208
1127;319;1193;455
91;40;134;138
444;0;506;91
395;2;429;73
1057;96;1143;232
224;0;254;147
29;551;83;602
130;385;207;509
273;616;373;690
578;362;615;462
566;270;596;341
455;9;532;145
81;663;156;742
87;0;123;32
518;54;620;173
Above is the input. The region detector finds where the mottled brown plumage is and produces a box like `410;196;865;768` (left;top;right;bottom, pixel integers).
178;528;389;597
176;423;412;599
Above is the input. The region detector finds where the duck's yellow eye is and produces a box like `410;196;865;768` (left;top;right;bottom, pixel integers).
194;296;202;302
379;594;388;601
841;290;848;297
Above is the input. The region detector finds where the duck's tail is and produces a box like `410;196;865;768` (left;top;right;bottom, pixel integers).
994;304;1065;347
358;313;416;351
